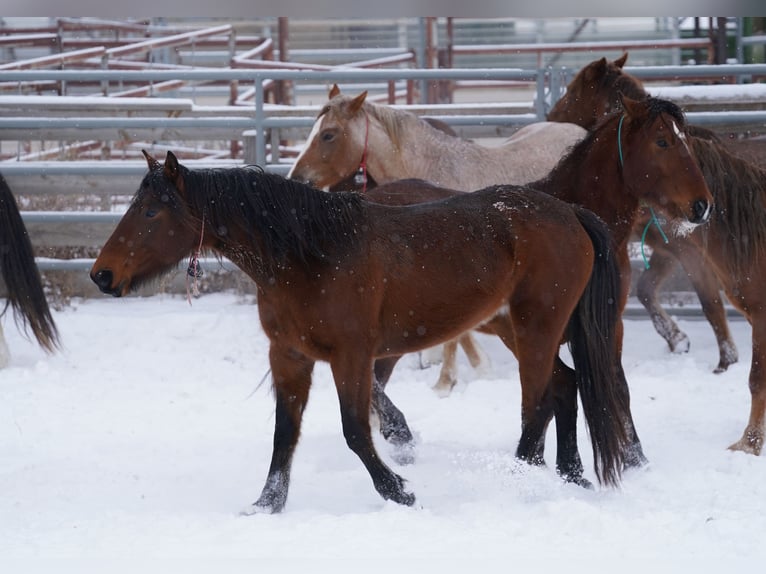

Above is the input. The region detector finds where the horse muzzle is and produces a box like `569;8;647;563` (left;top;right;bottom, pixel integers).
90;269;124;297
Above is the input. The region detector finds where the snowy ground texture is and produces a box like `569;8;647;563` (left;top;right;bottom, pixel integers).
2;292;765;571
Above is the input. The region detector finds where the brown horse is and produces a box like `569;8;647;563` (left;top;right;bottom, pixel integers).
550;52;766;456
91;150;634;513
329;117;490;384
289;92;713;473
290;83;588;395
548;52;738;374
0;172;60;367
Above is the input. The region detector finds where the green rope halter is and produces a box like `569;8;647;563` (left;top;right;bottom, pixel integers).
618;114;669;270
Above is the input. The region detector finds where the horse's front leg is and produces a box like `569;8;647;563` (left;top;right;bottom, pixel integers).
332;354;415;506
637;249;691;354
241;345;314;515
679;252;737;373
729;317;766;455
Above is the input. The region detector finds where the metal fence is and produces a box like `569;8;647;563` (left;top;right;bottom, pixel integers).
2;64;766;288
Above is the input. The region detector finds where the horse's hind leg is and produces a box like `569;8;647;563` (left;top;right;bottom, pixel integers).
242;345;314;515
371;356;414;450
728;316;766;455
457;331;491;374
333;354;415;506
549;358;591;487
432;339;460;397
432;333;491;397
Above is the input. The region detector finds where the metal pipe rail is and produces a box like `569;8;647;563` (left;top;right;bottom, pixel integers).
4;65;766;165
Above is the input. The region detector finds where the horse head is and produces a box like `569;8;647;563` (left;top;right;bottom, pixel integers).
548;53;646;130
90;150;202;297
617;95;712;232
288;84;369;189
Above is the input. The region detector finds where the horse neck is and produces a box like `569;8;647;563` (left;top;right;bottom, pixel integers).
538;128;639;250
364;109;480;188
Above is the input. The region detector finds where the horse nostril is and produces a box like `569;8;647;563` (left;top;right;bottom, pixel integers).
692;199;710;224
91;269;113;291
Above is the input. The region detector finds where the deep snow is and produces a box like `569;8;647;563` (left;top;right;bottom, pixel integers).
1;292;765;571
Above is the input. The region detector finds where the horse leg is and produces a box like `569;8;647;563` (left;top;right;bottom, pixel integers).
432;338;460;397
678;253;738;373
729;317;766;455
242;345;314;515
372;356;414;445
547;357;593;487
371;356;415;464
636;249;691;354
0;323;9;369
479;310;590;485
432;333;492;396
458;331;491;369
332;354;415;506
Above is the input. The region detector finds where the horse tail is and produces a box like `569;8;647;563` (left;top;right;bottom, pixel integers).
0;173;60;353
568;206;630;487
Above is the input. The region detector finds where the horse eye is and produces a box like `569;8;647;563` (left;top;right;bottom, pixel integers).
145;208;158;218
657;139;669;149
321;131;335;143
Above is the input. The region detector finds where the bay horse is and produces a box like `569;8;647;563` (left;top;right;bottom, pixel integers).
91;150;634;513
0;172;60;367
288;90;713;472
550;53;766;456
548;52;738;374
289;83;588;395
328;117;490;383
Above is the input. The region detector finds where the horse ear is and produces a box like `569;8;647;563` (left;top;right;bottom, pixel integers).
349;90;368;114
620;94;643;118
329;83;341;98
142;149;161;171
615;52;628;68
163;151;185;192
585;57;607;81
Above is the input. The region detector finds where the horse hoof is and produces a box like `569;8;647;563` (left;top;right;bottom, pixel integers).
432;379;457;398
564;474;593;490
669;333;690;354
389;440;416;466
728;434;763;456
391;490;416;506
714;341;738;374
240;501;281;516
623;443;649;470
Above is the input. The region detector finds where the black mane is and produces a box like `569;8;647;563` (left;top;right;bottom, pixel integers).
142;165;368;272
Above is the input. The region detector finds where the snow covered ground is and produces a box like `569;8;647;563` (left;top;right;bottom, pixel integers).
1;292;765;571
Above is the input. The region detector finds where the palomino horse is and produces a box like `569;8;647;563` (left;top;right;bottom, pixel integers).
548;52;737;374
0;172;60;367
292;94;713;479
550;53;766;455
289;83;588;395
91;150;635;512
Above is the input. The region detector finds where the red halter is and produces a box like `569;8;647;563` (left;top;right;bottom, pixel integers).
354;112;370;192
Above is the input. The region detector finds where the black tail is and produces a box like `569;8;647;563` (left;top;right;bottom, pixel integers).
0;172;60;352
567;206;631;487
